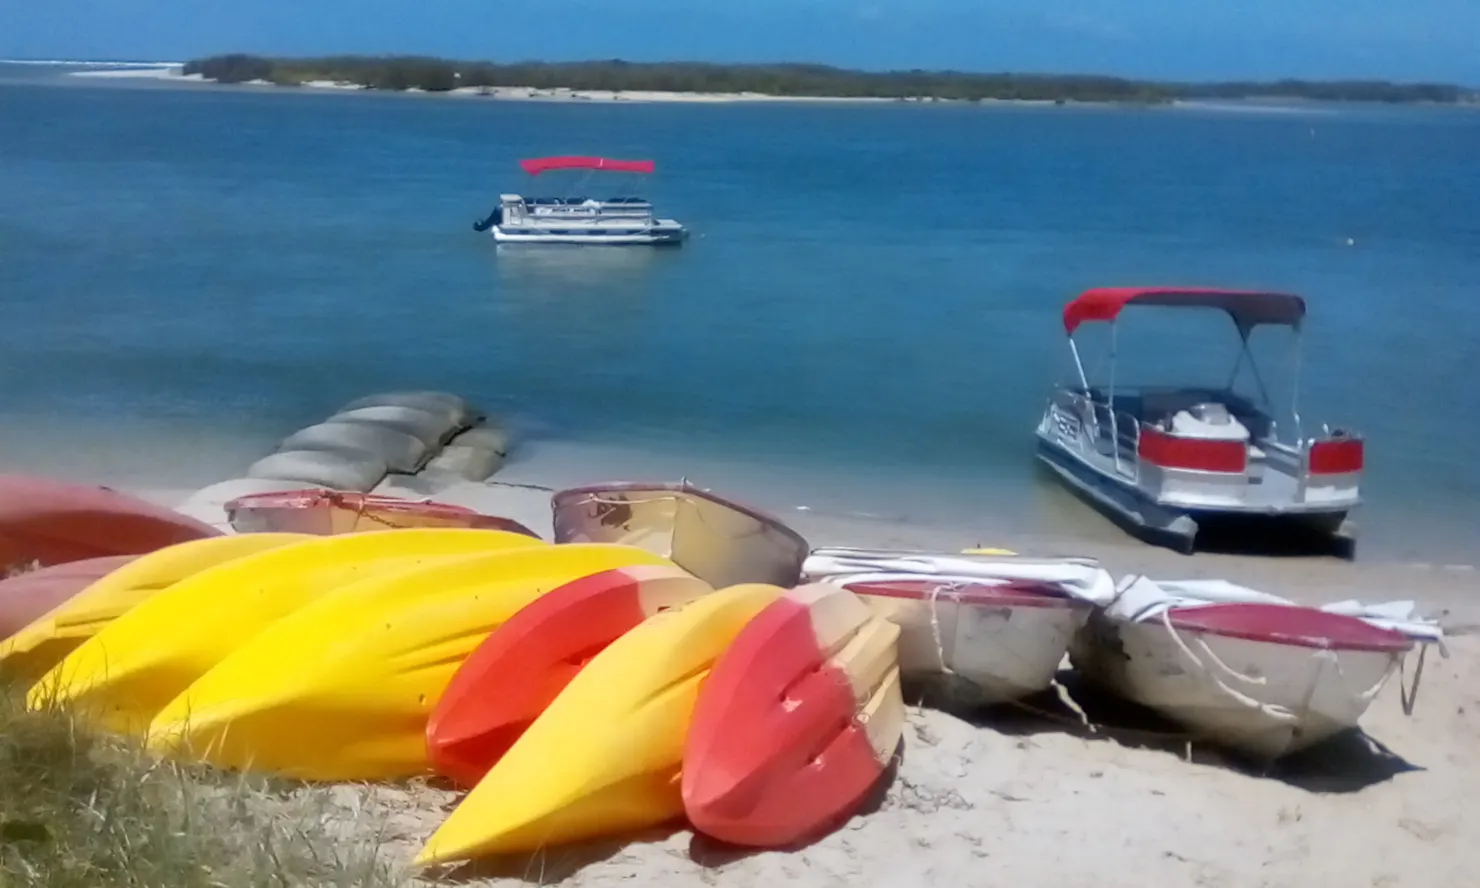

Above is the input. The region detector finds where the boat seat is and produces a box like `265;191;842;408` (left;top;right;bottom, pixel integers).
1168;403;1250;442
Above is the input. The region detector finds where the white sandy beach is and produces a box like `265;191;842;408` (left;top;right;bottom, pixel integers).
2;425;1471;888
121;477;1480;888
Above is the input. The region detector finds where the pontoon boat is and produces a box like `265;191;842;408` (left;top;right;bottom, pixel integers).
1035;287;1364;556
473;156;687;245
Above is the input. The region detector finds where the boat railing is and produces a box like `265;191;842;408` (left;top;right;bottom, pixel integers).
1050;388;1142;479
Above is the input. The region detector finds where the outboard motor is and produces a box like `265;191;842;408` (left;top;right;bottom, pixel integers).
472;206;502;233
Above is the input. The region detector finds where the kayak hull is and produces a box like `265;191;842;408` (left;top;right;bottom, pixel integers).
0;556;138;642
427;563;712;787
0;475;218;570
29;528;545;734
225;489;540;538
147;544;677;781
683;583;903;848
0;533;310;682
416;583;784;866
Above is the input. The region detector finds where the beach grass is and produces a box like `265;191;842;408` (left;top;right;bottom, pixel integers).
0;686;404;888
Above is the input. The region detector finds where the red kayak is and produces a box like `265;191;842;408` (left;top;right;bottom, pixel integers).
0;475;219;571
0;554;138;641
224;489;542;538
426;564;711;787
682;583;904;848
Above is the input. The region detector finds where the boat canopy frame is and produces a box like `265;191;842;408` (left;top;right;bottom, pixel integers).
513;155;658;204
1058;287;1310;449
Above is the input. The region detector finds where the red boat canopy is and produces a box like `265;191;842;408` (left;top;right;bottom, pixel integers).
1062;287;1307;336
518;156;656;176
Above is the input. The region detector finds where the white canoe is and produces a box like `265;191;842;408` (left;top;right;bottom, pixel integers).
802;548;1116;707
836;574;1094;706
1069;577;1441;760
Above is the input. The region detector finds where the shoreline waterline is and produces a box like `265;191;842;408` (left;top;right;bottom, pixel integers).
0;408;1473;571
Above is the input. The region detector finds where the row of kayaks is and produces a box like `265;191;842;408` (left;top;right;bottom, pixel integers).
0;471;1447;867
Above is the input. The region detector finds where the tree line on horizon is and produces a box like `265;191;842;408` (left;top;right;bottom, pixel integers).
182;54;1478;105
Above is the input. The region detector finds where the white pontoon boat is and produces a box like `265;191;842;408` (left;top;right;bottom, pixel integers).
473;156;688;245
1036;287;1364;556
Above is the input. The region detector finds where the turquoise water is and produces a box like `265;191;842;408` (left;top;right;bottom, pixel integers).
2;65;1478;559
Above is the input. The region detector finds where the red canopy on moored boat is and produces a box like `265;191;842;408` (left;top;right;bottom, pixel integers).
518;156;656;176
1062;287;1307;336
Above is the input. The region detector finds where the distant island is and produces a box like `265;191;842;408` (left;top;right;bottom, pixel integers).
182;54;1480;105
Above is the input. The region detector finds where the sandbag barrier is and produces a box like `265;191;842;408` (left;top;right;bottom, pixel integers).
176;391;514;529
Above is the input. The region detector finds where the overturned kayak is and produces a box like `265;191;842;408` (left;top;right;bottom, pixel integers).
225;489;541;538
148;543;677;781
551;481;810;588
0;475;219;571
0;556;138;643
1069;577;1442;760
427;564;713;787
30;528;544;734
416;582;784;866
683;583;903;848
0;533;310;681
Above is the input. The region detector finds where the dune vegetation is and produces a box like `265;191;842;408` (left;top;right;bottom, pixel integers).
0;687;400;888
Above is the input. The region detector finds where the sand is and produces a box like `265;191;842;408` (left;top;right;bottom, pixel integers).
117;468;1480;888
337;601;1479;888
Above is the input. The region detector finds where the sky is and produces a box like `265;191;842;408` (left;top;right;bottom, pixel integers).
3;0;1478;84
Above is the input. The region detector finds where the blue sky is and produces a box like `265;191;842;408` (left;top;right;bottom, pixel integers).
4;0;1477;83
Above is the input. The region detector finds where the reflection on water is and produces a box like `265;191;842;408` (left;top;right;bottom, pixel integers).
491;243;667;288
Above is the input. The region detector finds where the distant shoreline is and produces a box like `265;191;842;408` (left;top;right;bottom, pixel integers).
38;57;1480;107
171;54;1480;106
60;64;1069;106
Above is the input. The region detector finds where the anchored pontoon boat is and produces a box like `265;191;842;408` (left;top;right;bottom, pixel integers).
1035;287;1364;556
472;156;688;245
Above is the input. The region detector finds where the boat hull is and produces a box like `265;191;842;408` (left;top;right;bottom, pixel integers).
1068;604;1409;760
491;224;686;245
1035;436;1356;556
843;578;1091;705
224;490;540;538
0;556;138;643
0;475;220;570
551;481;809;589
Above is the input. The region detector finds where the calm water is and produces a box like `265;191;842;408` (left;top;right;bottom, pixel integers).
2;66;1478;560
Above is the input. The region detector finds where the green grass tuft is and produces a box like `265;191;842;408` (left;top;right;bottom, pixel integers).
0;686;407;887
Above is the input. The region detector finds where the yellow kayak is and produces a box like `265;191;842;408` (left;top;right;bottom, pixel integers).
0;532;311;681
29;528;544;733
416;582;783;866
147;543;680;782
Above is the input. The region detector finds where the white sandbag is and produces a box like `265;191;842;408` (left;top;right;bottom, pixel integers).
175;477;326;530
337;391;479;429
246;449;387;493
324;405;461;451
424;444;504;482
446;424;513;456
280;421;429;473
